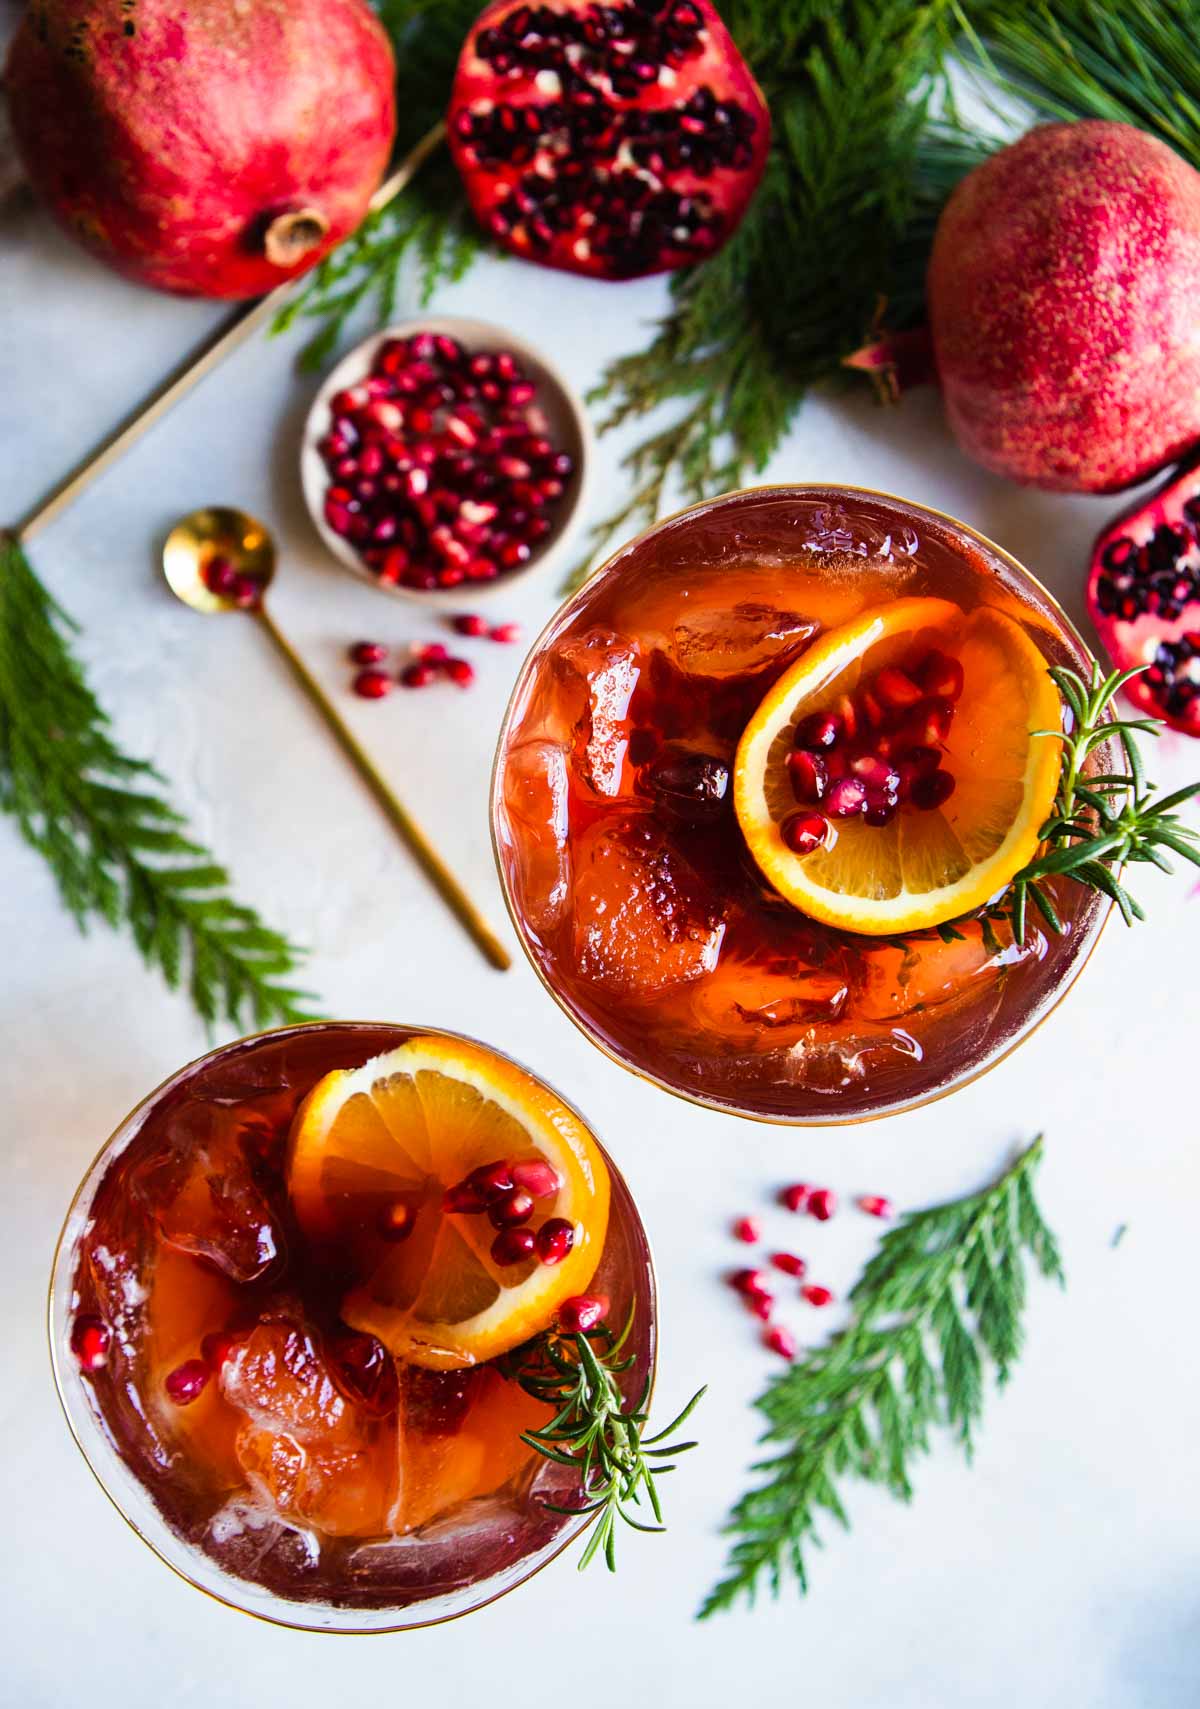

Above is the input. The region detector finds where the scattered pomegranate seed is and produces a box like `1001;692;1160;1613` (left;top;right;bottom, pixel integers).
801;1284;834;1307
490;622;522;644
746;1291;774;1320
454;612;490;636
465;1159;514;1202
858;1195;894;1219
442;1180;487;1214
378;1201;416;1241
400;661;436;689
488;1187;535;1228
796;710;842;749
808;1188;837;1221
203;555;239;596
200;1330;240;1370
557;1294;609;1335
445;656;475;686
70;1314;111;1372
787;747;828;803
781;809;829;856
780;1183;811;1213
729;1267;771;1296
165;1359;210;1406
510;1158;560;1198
352;667;392;699
413;641;449;663
349;640;388;665
874;666;924;710
769;1251;807;1277
918;650;965;701
733;1215;761;1243
491;1226;536;1266
765;1325;797;1360
535;1216;575;1265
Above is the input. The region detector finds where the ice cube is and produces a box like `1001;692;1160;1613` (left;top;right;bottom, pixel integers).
132;1102;283;1283
501;739;571;935
558;627;640;796
672;601;818;678
570;815;725;997
346;1496;526;1591
687;952;850;1048
222;1321;359;1445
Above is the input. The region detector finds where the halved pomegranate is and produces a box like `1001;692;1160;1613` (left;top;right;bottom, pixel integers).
447;0;770;280
1087;455;1200;735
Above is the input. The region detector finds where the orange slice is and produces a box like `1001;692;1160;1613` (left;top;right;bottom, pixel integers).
288;1035;609;1370
733;597;1062;934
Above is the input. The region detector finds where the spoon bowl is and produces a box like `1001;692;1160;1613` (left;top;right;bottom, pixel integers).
162;505;276;613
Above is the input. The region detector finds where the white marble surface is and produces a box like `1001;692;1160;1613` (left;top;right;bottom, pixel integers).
3;146;1199;1709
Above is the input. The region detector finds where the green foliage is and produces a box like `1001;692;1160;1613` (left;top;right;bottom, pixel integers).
511;1308;705;1571
1003;664;1200;942
700;1137;1062;1617
0;533;314;1030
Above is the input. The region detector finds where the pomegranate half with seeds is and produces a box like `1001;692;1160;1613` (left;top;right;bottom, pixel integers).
447;0;770;279
1087;455;1200;735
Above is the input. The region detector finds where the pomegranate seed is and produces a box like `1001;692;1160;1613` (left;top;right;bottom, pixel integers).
858;1195;894;1219
510;1158;561;1198
200;1330;240;1369
765;1325;797;1359
729;1267;771;1296
165;1359;210;1406
454;612;490;637
70;1314;111;1372
400;662;436;689
557;1294;608;1335
204;554;238;596
488;1187;535;1228
770;1252;807;1277
912;769;956;810
918;650;965;701
801;1285;834;1307
826;776;868;818
781;809;828;856
442;1180;487;1214
491;1226;536;1266
500;540;532;569
915;699;954;747
490;622;522;644
378;1201;416;1240
330;1332;396;1415
353;668;392;700
780;1183;811;1213
746;1291;774;1320
230;574;260;609
414;641;450;664
874;666;924;709
733;1216;761;1244
466;1159;515;1202
861;687;884;728
850;753;901;794
535;1217;575;1265
445;657;475;686
796;710;841;749
349;640;388;666
787;747;828;802
808;1188;837;1221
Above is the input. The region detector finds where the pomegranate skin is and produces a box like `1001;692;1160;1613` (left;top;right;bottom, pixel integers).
927;122;1200;493
5;0;396;299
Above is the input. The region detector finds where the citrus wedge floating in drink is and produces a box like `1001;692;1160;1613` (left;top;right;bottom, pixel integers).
733;597;1062;934
288;1034;609;1370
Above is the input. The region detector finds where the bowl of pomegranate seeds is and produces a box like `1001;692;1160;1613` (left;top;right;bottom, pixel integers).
301;317;591;601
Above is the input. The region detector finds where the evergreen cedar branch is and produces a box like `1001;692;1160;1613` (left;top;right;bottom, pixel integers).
699;1135;1063;1617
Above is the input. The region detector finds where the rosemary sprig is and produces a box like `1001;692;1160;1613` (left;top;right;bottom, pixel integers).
511;1308;705;1571
700;1136;1062;1618
0;533;315;1030
1004;664;1200;944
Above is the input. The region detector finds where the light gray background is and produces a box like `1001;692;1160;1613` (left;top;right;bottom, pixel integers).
3;103;1197;1709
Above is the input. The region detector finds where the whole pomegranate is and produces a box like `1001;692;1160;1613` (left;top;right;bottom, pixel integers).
1088;455;1200;735
447;0;770;280
5;0;396;299
927;122;1200;493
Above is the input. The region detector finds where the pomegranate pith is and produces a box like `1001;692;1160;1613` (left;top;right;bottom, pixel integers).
447;0;771;281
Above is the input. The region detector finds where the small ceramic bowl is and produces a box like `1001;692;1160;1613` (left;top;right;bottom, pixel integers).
300;316;593;605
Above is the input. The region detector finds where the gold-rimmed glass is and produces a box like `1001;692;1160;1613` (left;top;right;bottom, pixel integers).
491;484;1112;1125
49;1022;655;1633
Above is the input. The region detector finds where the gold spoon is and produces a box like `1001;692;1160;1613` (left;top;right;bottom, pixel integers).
162;506;511;971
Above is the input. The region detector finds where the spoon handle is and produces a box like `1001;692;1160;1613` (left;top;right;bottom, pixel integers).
254;605;511;973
